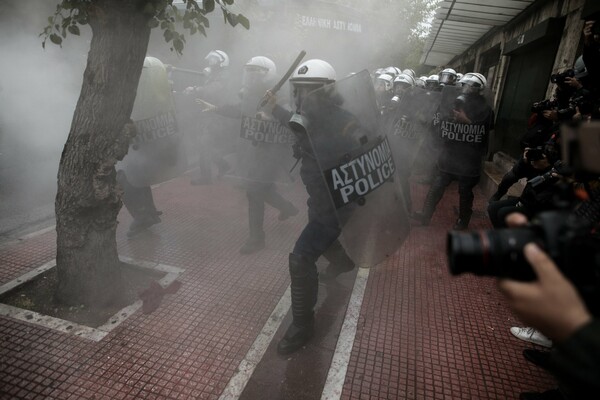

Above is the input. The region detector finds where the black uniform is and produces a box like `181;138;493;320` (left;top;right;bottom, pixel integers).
272;102;356;354
415;91;494;229
215;96;298;254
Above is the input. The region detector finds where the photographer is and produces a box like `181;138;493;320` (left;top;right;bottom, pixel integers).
583;16;600;91
488;144;559;228
490;77;573;203
499;213;600;400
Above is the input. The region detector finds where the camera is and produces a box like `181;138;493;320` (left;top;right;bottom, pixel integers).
448;122;600;309
531;99;556;113
447;211;600;308
569;95;594;116
550;69;575;85
527;160;563;190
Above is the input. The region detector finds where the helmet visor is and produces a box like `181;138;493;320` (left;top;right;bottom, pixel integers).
290;82;323;113
394;82;411;95
243;66;268;90
206;54;221;67
374;80;390;93
461;80;483;94
439;72;456;85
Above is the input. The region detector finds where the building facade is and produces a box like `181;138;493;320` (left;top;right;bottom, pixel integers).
422;0;598;158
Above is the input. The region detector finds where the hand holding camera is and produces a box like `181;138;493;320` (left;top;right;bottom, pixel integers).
498;232;592;343
550;69;575;85
564;76;583;90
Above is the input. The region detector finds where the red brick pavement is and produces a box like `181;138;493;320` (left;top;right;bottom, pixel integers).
0;174;556;399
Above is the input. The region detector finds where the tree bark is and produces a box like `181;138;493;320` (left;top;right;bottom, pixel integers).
55;0;151;307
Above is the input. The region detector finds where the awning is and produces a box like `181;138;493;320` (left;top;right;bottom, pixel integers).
421;0;535;66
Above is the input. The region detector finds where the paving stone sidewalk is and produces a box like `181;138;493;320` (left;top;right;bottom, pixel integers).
0;174;555;399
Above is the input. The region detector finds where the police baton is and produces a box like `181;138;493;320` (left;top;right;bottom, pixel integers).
165;65;206;76
258;50;307;110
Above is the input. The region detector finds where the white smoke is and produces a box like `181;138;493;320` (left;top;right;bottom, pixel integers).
0;0;89;217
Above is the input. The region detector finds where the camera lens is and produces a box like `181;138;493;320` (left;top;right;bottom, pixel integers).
447;228;539;280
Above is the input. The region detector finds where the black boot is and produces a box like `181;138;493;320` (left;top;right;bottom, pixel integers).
452;215;471;231
118;172;160;237
411;174;448;226
321;240;355;280
454;186;474;230
277;254;318;355
263;187;298;221
411;190;438;225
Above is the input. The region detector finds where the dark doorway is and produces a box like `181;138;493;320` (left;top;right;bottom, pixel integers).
493;20;564;157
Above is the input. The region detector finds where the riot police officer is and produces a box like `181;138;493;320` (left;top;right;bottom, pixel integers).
209;56;299;254
390;73;416;105
266;59;357;354
117;56;182;237
186;50;232;185
425;74;441;91
413;72;494;230
374;73;394;112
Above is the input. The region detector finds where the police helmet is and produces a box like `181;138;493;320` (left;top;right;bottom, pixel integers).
243;56;277;88
439;68;457;86
382;66;399;78
425;74;440;89
205;50;229;68
375;73;394;92
393;73;415;95
402;69;416;78
373;68;385;77
289;59;336;112
414;77;426;89
458;72;487;94
395;73;415;86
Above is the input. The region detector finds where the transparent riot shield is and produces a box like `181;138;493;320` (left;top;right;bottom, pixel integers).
225;91;296;186
302;70;410;268
385;88;441;168
436;85;495;176
117;58;188;187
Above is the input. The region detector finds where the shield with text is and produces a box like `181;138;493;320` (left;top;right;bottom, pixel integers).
302;70;410;268
117;58;187;187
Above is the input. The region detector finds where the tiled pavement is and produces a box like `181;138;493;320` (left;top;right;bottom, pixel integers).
0;173;556;399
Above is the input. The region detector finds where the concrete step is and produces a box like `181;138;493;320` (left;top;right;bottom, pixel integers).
479;153;525;200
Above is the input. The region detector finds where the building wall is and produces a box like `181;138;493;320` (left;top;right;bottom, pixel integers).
436;0;585;157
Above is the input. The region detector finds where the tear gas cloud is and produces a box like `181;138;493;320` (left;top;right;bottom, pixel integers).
0;0;88;218
0;0;431;225
149;0;428;91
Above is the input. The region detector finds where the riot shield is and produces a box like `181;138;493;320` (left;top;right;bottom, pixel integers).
302;70;410;268
385;88;441;168
225;91;296;186
117;58;187;187
436;85;495;177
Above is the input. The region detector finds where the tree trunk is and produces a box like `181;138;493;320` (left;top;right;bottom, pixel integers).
55;0;151;307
